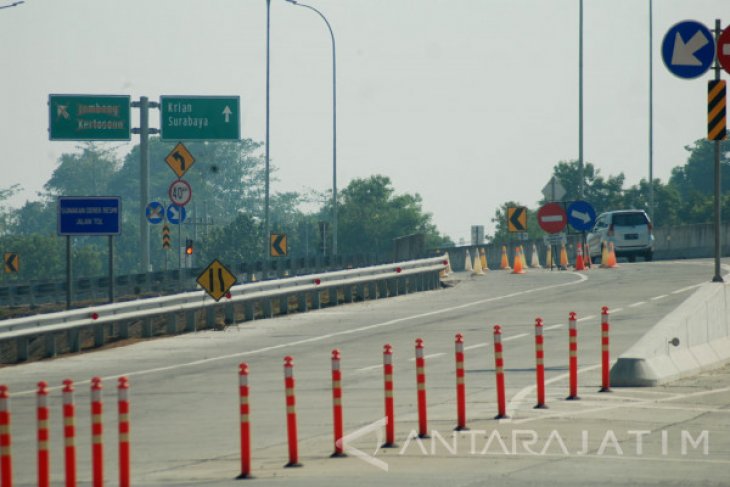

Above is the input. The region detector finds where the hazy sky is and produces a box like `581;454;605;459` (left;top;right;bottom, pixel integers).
1;0;728;243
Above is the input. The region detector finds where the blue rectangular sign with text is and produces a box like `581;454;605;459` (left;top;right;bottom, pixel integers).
57;197;121;236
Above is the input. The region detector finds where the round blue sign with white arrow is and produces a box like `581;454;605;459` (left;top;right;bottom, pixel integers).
166;204;186;225
145;201;165;224
661;20;715;79
567;200;596;232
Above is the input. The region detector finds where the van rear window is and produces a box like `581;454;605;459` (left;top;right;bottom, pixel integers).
613;213;648;226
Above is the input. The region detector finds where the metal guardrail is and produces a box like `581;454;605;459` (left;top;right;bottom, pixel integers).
0;255;449;363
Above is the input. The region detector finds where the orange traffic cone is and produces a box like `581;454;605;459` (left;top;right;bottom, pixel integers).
530;243;542;268
472;251;485;276
608;242;618;268
511;246;525;274
584;243;592;268
545;244;553;268
465;250;473;273
480;248;489;271
500;245;511;270
574;242;586;271
559;243;569;270
600;242;610;268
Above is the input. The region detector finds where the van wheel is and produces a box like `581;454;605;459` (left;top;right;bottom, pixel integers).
628;255;636;263
644;251;653;262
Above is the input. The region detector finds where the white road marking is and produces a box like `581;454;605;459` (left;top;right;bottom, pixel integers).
651;294;668;301
672;283;703;294
408;352;446;362
628;301;646;307
543;324;564;331
464;342;489;351
504;333;529;341
577;315;595;322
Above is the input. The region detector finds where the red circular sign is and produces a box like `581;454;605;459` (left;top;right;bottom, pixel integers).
168;179;192;207
537;203;567;233
718;26;730;75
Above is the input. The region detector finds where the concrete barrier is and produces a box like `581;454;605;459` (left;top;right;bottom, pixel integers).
611;281;730;386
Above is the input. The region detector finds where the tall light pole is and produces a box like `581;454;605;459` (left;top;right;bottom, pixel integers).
285;0;338;256
649;0;654;221
265;0;272;258
578;0;584;198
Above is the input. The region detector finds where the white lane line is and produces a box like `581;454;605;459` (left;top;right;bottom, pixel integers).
464;342;489;351
672;283;703;294
612;307;624;313
543;324;564;331
651;294;668;301
504;333;529;342
408;352;446;362
355;364;382;373
577;315;595;322
511;384;730;426
628;301;647;308
13;274;586;393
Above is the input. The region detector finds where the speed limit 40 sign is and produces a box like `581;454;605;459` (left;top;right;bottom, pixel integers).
168;179;192;207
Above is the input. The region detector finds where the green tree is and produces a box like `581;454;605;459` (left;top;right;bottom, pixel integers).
669;137;730;201
552;160;625;214
337;175;451;256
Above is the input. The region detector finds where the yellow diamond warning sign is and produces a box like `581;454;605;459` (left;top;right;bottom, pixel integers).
197;259;237;301
165;142;195;178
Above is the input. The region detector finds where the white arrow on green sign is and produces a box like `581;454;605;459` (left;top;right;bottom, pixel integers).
49;94;131;141
160;95;240;141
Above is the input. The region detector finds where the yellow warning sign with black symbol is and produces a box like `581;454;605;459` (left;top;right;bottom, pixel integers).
708;80;726;141
197;259;237;302
4;252;19;273
507;207;527;232
165;142;196;178
270;233;287;257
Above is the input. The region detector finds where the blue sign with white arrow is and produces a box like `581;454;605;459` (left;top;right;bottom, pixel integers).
567;200;596;232
145;201;165;224
661;20;715;79
166;204;186;225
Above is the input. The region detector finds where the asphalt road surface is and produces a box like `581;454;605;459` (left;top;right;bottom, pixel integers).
1;259;729;486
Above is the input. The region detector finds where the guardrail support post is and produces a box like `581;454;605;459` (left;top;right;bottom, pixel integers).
185;310;196;332
278;295;289;316
328;288;338;307
46;334;58;358
344;286;353;303
15;338;27;363
94;324;105;348
297;293;307;312
206;308;216;329
312;291;321;310
243;302;255;321
141;318;152;338
367;282;376;300
264;299;274;318
119;321;130;339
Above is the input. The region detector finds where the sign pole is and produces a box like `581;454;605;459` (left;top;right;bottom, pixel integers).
66;236;72;310
108;236;114;303
712;19;724;283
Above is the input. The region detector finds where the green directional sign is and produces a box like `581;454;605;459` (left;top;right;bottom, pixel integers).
160;95;241;141
48;94;131;141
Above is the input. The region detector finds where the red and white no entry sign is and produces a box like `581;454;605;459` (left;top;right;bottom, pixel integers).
168;179;192;207
537;202;567;234
718;26;730;75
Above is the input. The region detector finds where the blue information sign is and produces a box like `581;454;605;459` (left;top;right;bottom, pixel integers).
58;197;121;236
567;200;596;232
166;204;186;224
146;201;165;224
661;20;715;79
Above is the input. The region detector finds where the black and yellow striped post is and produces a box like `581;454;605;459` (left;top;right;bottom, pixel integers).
162;224;171;249
708;80;727;141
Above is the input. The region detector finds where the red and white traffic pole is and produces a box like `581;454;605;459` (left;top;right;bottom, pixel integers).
600;306;612;392
331;350;345;457
117;377;130;487
0;385;11;487
567;312;580;400
382;344;396;447
415;339;428;438
283;356;300;467
534;318;547;409
90;377;103;487
237;363;251;478
493;325;508;419
37;381;50;487
454;333;467;431
62;379;76;487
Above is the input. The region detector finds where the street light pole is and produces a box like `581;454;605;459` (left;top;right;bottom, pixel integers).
286;0;338;256
265;0;272;259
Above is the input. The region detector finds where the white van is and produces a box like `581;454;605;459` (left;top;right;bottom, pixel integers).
587;210;655;262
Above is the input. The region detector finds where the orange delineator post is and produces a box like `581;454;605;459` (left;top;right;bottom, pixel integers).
90;377;103;487
0;385;11;487
283;356;300;467
117;377;130;487
600;307;612;392
415;339;428;438
382;344;395;447
454;334;467;431
534;318;547;409
237;363;251;478
62;379;76;487
493;325;508;419
567;312;580;400
37;382;50;487
331;350;345;457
